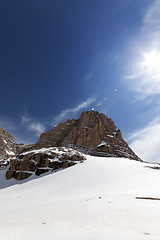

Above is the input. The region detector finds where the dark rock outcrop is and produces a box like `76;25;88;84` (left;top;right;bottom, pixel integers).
16;143;34;154
6;147;85;180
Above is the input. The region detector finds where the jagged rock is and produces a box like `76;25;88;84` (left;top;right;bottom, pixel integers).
16;143;34;154
0;128;16;170
2;110;142;181
35;119;77;149
0;128;16;158
62;161;69;169
6;170;16;180
6;169;32;181
35;168;50;176
6;147;85;180
35;111;141;161
15;172;32;181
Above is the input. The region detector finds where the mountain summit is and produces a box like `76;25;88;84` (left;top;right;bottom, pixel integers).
35;111;140;161
1;111;141;181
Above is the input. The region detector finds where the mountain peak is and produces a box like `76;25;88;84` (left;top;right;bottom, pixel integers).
0;111;141;181
35;111;140;161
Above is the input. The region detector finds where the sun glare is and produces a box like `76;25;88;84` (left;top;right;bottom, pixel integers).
141;50;160;72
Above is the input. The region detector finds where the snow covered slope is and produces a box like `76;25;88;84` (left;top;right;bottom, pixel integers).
1;156;160;240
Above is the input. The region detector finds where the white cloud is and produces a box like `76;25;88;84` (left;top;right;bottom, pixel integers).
127;116;160;163
21;116;30;124
21;115;46;136
125;0;160;99
143;0;160;36
52;97;96;125
126;69;160;100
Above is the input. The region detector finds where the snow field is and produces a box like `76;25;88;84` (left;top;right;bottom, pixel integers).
1;156;160;239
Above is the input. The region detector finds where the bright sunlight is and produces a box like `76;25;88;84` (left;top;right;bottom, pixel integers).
141;49;160;72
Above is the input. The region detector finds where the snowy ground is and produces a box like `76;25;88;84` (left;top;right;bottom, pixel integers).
1;156;160;240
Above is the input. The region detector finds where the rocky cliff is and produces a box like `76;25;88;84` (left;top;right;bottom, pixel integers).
0;128;16;170
1;111;141;181
35;111;141;161
0;128;16;157
6;147;85;180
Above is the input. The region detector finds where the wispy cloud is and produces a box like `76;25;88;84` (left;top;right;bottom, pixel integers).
85;72;93;80
21;115;46;136
127;116;160;163
52;97;96;126
143;0;160;36
125;0;160;99
126;70;160;100
108;54;119;67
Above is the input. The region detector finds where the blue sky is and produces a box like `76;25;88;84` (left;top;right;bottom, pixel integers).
1;0;160;162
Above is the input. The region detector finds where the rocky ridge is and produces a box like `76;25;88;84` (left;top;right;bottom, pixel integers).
1;111;141;181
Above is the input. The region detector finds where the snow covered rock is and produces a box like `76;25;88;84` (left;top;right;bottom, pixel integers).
6;147;85;180
0;128;16;157
0;128;16;170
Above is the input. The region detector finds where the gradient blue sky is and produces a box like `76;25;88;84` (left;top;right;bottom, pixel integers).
1;0;160;162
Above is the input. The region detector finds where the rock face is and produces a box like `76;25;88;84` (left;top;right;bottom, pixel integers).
0;128;16;170
6;147;85;180
16;143;34;154
35;111;141;161
1;110;141;181
35;119;77;149
0;128;16;158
